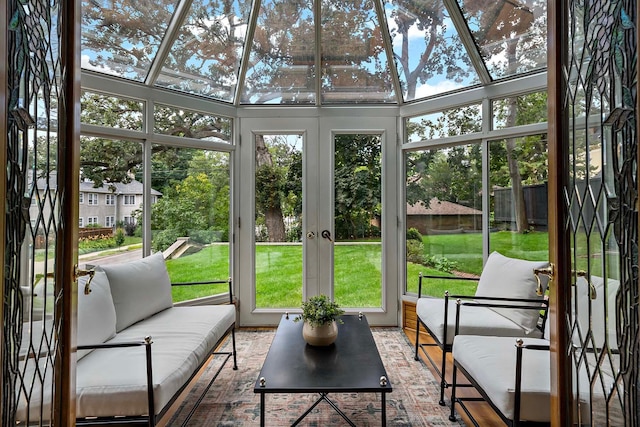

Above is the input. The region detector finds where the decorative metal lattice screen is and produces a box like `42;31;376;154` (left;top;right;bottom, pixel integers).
4;0;65;425
564;0;637;424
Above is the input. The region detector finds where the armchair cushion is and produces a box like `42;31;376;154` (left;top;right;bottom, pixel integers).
416;297;540;346
77;270;116;360
99;253;173;332
453;335;551;422
475;251;549;333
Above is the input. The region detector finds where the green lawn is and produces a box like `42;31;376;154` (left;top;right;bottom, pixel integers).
162;231;550;304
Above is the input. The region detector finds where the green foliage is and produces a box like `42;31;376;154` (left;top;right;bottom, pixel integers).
152;229;180;252
295;294;345;327
406;227;423;242
334;134;382;240
255;164;285;211
406;145;482;211
114;228;126;246
427;255;457;273
406;240;426;264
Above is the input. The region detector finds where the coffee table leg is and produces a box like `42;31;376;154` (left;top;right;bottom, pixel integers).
381;393;386;427
260;393;265;427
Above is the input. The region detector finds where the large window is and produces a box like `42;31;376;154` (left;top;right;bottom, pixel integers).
403;92;549;298
150;145;231;302
405;144;483;296
488;134;549;259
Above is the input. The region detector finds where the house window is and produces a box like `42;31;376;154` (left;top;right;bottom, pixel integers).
79;217;84;227
87;216;99;226
123;195;136;205
88;193;99;205
79;192;84;203
105;194;115;205
105;216;115;227
123;216;135;225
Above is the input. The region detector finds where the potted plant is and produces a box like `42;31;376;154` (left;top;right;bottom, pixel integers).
295;294;345;346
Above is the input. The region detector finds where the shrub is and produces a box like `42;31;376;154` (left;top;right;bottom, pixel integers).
406;227;423;242
406;240;426;264
114;228;126;246
152;229;180;252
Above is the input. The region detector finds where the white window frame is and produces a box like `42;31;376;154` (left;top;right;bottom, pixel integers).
88;193;99;206
87;216;99;226
105;194;115;205
123;195;136;205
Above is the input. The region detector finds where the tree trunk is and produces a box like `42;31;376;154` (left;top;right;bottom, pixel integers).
255;135;286;242
504;41;529;233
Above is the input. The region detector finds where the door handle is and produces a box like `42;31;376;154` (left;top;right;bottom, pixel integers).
321;230;333;242
74;265;96;295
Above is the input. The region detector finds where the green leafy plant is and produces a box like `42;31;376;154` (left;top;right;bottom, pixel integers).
295;294;344;327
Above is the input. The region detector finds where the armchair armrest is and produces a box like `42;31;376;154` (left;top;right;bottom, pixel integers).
452;298;549;336
78;337;156;421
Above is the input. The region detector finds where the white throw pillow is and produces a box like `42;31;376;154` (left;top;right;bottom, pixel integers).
77;269;117;360
99;253;173;332
474;251;549;333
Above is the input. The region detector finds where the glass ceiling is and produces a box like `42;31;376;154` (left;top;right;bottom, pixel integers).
81;0;546;106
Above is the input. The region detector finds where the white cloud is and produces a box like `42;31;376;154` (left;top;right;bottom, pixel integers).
414;79;464;99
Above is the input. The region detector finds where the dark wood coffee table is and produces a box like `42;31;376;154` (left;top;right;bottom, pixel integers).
254;313;392;426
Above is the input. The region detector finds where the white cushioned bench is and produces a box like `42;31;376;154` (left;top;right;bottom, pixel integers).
17;253;237;426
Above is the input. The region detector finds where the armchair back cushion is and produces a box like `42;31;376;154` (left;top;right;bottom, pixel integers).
475;252;549;333
77;270;117;360
575;275;620;350
99;253;173;332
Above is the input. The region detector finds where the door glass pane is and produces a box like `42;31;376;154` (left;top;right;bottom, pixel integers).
404;144;482;296
255;134;303;308
488;134;549;260
333;134;382;307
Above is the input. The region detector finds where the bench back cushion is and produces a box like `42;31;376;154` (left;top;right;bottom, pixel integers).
99;253;173;332
77;270;117;360
475;251;549;333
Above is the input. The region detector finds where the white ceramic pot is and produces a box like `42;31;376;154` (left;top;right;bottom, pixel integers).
302;320;338;346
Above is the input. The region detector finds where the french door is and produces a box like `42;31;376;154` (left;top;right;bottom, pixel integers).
549;0;638;424
237;115;398;326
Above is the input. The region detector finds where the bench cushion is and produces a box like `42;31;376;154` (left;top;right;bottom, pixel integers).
475;252;549;333
453;335;550;422
99;253;173;332
416;297;540;346
77;270;116;360
76;304;236;418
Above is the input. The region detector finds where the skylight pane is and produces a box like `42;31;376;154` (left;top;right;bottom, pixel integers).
81;0;178;81
320;0;395;104
241;0;316;105
155;0;251;102
457;0;547;79
385;0;480;101
384;0;479;102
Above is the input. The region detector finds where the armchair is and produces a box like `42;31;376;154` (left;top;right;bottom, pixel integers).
413;251;550;405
